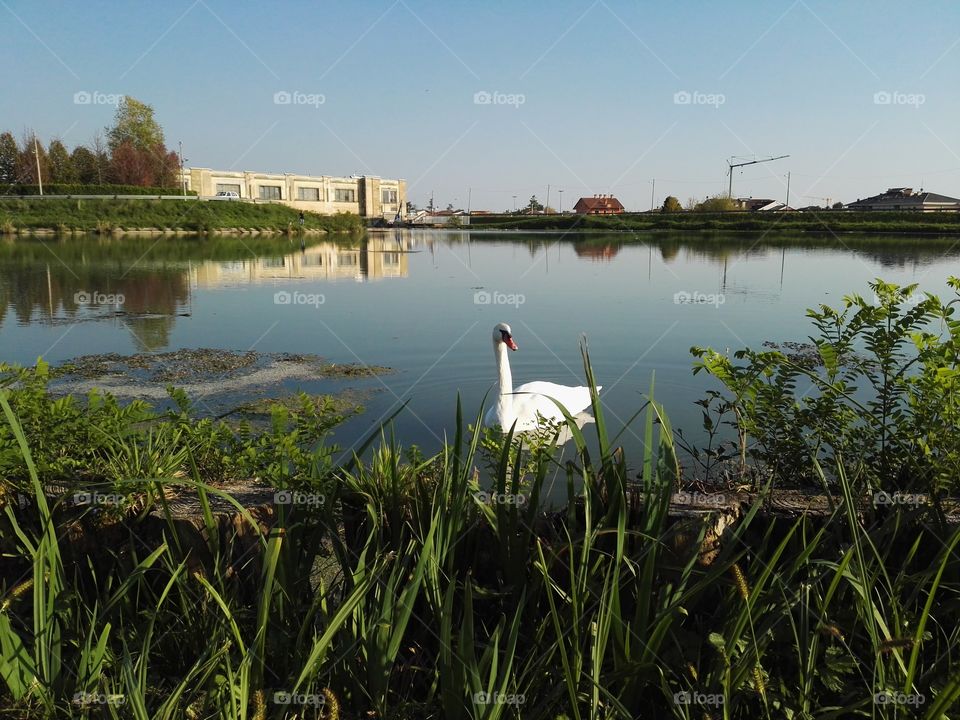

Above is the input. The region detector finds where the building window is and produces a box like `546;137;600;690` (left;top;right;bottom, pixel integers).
381;188;398;204
259;185;282;200
261;257;285;268
216;183;241;195
297;187;320;201
337;253;358;266
334;189;356;203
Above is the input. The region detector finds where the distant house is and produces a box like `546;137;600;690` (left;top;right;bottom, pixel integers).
735;197;776;211
845;188;960;212
755;201;794;212
574;195;625;215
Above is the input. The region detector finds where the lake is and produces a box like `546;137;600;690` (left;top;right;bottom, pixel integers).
1;229;958;475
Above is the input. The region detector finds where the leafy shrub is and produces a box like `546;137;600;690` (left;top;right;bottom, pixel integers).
3;183;197;196
692;278;960;494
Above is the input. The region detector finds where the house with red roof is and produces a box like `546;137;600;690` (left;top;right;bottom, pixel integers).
573;195;625;215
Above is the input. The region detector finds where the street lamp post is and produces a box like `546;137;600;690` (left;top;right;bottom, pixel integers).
512;195;517;213
558;189;564;214
34;137;43;196
178;141;187;196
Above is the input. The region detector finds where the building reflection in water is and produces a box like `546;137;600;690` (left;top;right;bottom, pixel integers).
189;234;412;288
0;235;414;347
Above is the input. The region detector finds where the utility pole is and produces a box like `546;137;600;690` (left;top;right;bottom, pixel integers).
467;187;472;214
650;178;656;211
545;184;550;214
34;137;43;196
512;195;517;212
178;141;187;196
558;189;564;214
785;172;791;209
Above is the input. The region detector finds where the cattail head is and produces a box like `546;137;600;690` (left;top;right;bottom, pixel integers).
1;578;34;612
322;687;340;720
730;563;750;601
753;664;766;697
878;637;915;654
251;689;265;720
818;624;845;642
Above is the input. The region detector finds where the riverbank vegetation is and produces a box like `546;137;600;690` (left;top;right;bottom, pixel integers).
0;197;363;234
467;210;960;234
2;281;960;718
3;184;197;197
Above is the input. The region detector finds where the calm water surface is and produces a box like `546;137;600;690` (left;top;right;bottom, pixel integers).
1;229;958;473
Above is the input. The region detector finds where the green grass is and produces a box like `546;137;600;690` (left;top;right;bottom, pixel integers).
3;183;198;197
2;344;960;718
0;198;364;234
468;210;960;234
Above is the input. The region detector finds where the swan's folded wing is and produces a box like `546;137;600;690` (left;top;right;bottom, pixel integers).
512;381;595;418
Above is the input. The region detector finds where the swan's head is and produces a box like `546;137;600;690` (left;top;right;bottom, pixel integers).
493;322;518;351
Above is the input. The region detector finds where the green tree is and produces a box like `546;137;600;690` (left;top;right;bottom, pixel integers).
694;195;739;212
47;139;76;183
832;201;844;210
90;133;109;185
70;146;97;184
526;195;543;213
661;195;682;213
16;131;48;185
106;96;165;153
0;131;18;184
106;97;177;186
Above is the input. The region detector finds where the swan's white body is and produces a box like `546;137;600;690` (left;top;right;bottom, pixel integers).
484;323;599;432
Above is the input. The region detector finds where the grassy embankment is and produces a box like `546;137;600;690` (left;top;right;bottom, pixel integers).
468;210;960;234
1;281;960;717
0;198;364;235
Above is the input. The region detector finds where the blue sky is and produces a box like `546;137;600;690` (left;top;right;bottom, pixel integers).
2;0;959;210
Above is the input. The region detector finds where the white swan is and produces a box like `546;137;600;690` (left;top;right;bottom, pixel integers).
484;322;600;432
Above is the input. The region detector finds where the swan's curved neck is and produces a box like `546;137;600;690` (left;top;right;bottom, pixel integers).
495;341;513;418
